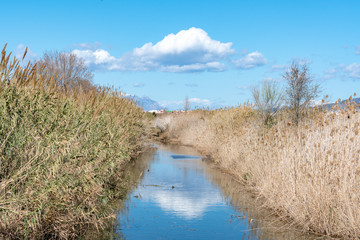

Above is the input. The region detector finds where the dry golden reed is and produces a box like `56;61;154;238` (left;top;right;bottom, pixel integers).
159;101;360;239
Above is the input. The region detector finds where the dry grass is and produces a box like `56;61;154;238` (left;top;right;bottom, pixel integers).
0;45;145;239
157;101;360;238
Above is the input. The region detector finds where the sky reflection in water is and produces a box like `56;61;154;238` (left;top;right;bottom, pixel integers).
117;145;318;240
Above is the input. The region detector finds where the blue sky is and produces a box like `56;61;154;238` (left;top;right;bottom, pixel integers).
2;0;360;109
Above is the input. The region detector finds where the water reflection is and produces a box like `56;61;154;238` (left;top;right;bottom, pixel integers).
116;144;323;240
134;146;222;220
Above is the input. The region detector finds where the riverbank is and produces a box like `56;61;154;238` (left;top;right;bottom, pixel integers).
0;47;147;239
155;103;360;239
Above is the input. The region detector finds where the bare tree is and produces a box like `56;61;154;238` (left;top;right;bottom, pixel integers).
251;81;284;127
284;62;320;125
37;50;94;92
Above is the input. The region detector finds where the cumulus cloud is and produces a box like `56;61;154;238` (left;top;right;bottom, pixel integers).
71;28;267;73
345;63;360;79
72;27;235;73
132;27;234;65
233;51;267;69
72;49;116;70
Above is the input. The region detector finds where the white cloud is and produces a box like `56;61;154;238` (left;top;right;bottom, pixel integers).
73;42;102;50
158;100;183;108
15;44;37;63
133;27;234;65
233;51;267;69
271;59;311;73
133;82;144;87
72;27;234;73
71;28;268;73
159;97;212;110
188;98;211;105
237;86;249;95
345;63;360;79
356;46;360;55
323;63;360;81
160;62;226;73
271;64;288;71
72;49;116;66
323;68;338;80
292;57;312;66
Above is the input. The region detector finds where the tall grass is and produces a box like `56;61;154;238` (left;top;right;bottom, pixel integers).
0;45;145;239
158;101;360;238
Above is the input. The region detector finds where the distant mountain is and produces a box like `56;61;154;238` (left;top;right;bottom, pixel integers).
129;95;163;111
321;97;360;111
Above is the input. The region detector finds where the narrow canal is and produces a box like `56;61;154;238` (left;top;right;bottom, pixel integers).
115;144;318;240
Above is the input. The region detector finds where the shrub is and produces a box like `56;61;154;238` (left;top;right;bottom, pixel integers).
251;80;284;127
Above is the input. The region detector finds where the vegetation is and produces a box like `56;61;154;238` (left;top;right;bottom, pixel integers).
251;80;284;127
0;45;145;239
157;93;360;238
36;50;95;92
284;63;320;125
2;40;358;239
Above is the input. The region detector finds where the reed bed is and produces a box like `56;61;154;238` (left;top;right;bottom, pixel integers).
0;45;145;239
158;101;360;238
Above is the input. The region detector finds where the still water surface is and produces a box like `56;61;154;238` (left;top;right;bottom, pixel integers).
116;144;317;240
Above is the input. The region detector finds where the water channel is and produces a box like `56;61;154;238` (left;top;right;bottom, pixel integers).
114;144;318;240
